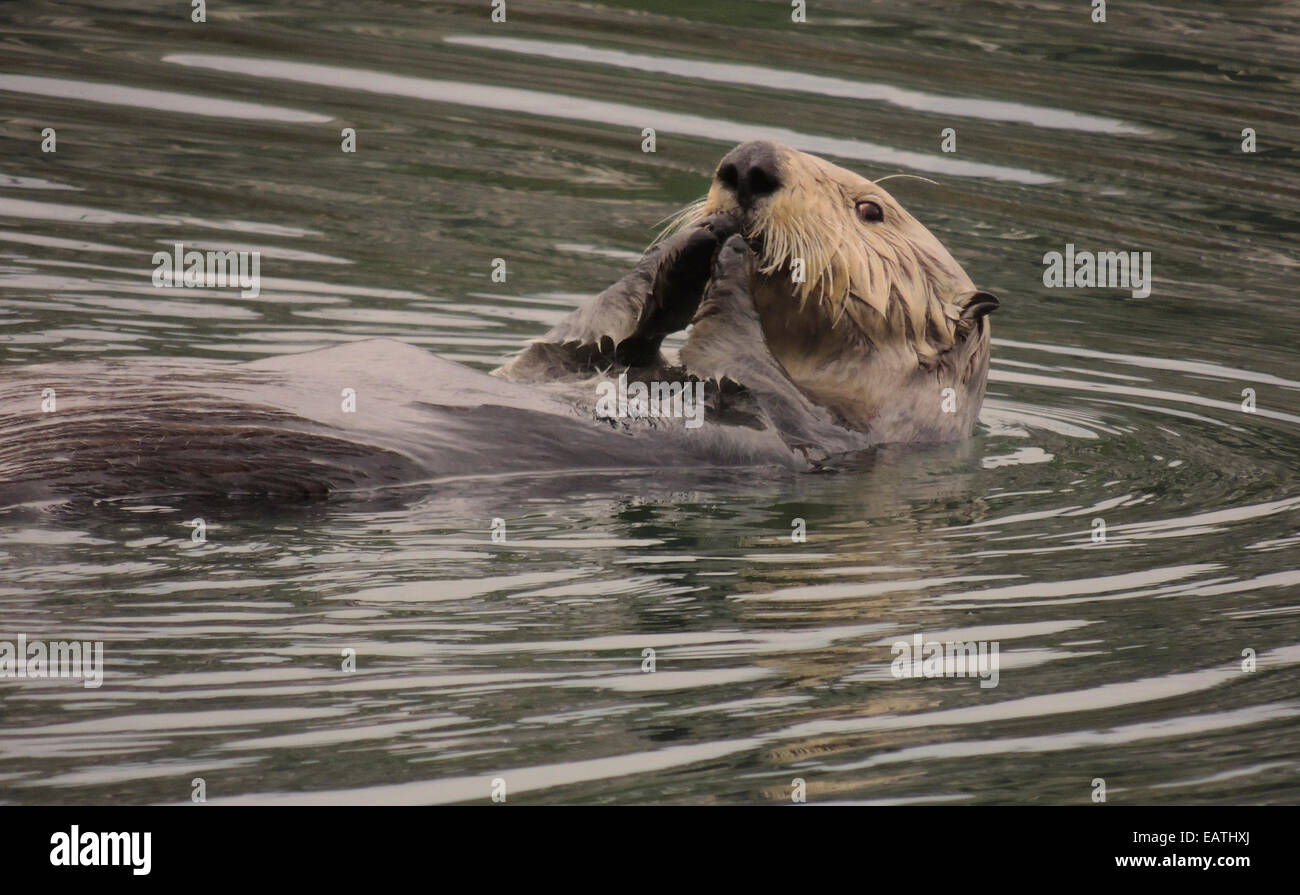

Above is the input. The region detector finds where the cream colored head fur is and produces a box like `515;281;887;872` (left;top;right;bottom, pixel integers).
671;142;977;365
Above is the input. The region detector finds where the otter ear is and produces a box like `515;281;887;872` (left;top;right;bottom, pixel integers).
958;291;999;321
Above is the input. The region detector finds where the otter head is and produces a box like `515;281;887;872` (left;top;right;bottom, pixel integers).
688;140;993;372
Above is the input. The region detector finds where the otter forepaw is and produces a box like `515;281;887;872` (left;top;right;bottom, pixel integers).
497;212;740;380
693;234;761;327
681;233;870;460
712;233;758;280
645;214;739;324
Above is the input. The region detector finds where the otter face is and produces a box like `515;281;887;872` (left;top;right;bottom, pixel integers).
696;140;978;361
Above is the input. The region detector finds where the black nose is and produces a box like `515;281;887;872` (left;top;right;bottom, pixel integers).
715;141;782;207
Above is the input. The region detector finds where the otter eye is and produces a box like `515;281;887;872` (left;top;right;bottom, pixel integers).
856;200;884;223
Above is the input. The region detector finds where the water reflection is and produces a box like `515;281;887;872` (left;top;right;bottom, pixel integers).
162;53;1058;183
0;73;332;122
445;35;1148;135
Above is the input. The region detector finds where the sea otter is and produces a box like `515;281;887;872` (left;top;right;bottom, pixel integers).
0;141;996;506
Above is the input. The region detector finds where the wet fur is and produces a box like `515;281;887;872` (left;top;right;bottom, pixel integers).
0;142;996;505
693;142;996;442
506;141;997;446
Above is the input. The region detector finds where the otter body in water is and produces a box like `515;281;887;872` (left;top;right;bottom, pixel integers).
0;141;997;506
